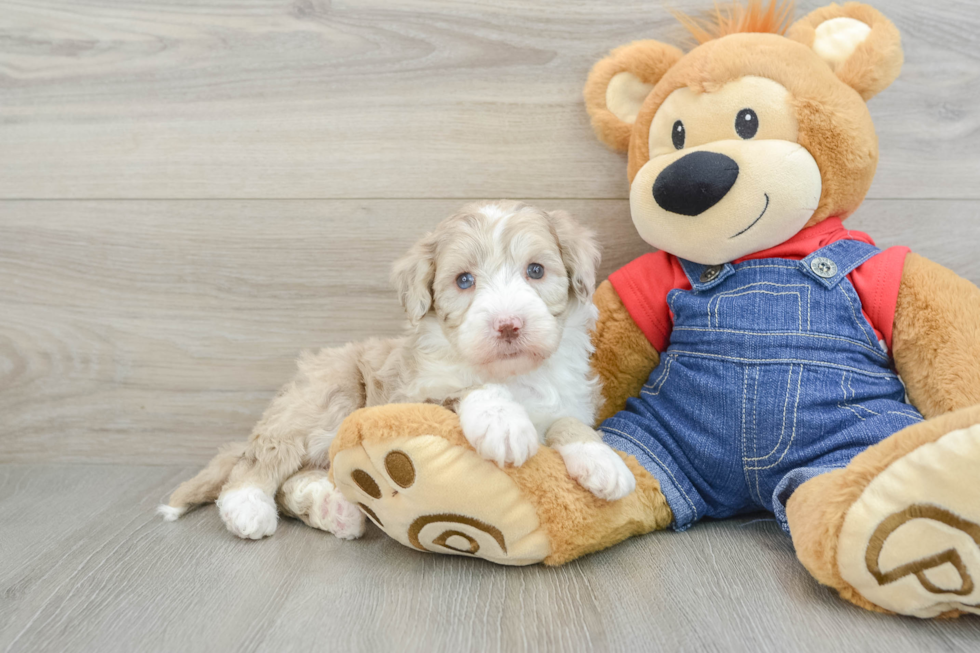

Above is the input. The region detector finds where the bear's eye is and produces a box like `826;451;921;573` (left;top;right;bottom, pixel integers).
735;108;759;139
456;272;475;290
671;120;685;150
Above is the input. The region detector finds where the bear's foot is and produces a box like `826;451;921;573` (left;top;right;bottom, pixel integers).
329;404;673;566
839;423;980;617
790;406;980;618
330;405;552;565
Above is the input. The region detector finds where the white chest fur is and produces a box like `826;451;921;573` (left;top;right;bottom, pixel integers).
399;301;599;436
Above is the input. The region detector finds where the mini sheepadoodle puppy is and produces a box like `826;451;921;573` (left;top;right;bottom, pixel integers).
160;201;635;540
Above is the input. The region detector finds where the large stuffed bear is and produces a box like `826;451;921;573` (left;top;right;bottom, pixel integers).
327;1;980;618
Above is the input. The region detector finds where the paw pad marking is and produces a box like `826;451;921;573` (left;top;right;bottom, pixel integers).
351;469;381;499
432;530;480;555
333;434;551;565
867;504;980;599
384;450;415;488
408;513;507;555
838;423;980;616
358;502;384;527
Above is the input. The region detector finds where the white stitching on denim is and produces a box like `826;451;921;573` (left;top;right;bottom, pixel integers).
746;365;794;462
601;425;699;520
752;367;760;457
713;289;804;330
708;283;808;331
752;367;763;502
640;355;674;396
847;375;884;419
747;365;802;470
837;372;866;421
847;374;868;414
733;366;763;500
739;366;762;504
667;350;899;379
739;367;751;488
735;264;799;271
891;411;924;421
836;371;923;422
851;404;919;420
836;285;877;348
837;372;878;422
670;327;890;360
641;358;669;390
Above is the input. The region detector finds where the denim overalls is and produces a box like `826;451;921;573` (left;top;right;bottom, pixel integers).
600;239;923;533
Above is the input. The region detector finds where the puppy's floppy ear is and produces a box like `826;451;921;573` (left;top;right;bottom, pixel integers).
546;210;601;304
391;233;437;325
584;40;684;152
788;3;902;101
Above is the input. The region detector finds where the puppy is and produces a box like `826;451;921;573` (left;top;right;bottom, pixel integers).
159;201;635;540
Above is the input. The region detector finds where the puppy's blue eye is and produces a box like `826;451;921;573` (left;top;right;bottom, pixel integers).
456;272;475;289
527;263;544;280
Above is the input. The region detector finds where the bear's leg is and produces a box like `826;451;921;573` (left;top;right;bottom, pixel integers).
328;403;673;566
787;404;980;618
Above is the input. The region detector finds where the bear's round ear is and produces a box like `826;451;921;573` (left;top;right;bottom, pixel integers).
584;40;684;151
788;3;903;101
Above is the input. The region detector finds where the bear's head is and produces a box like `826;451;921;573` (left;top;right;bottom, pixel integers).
584;1;903;265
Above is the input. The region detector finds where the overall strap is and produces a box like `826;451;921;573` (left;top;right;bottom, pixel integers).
678;258;736;292
799;239;881;289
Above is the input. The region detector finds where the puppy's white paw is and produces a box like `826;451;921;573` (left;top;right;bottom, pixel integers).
459;386;539;467
312;480;366;540
217;486;278;540
557;441;636;501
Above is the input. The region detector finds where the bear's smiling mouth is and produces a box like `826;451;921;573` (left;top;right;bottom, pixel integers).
729;193;770;239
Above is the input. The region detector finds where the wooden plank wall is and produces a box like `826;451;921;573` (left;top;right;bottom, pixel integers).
2;0;979;464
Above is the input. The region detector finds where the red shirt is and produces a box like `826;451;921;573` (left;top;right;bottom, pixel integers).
609;218;910;354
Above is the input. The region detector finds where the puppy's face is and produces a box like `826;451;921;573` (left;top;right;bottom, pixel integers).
392;202;599;380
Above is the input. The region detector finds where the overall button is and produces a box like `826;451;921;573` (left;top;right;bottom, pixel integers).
700;265;723;283
810;257;838;278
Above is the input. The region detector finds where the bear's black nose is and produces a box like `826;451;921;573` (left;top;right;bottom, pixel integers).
652;151;739;216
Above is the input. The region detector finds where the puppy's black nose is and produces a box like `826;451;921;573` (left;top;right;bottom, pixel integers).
652;151;739;216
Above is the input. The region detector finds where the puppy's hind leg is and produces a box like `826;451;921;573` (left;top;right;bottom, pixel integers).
547;418;636;501
217;342;377;540
277;468;366;540
217;439;304;540
158;441;247;520
217;391;312;540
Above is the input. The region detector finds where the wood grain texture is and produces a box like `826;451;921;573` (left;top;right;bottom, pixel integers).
1;464;979;653
2;198;978;465
2;1;980;648
0;198;652;464
1;0;978;200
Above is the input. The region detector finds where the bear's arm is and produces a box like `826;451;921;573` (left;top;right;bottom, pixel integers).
591;280;661;423
892;252;980;419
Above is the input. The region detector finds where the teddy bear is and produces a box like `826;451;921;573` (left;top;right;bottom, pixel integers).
326;1;980;619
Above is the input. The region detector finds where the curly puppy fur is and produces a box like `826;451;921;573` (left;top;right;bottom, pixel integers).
162;201;634;538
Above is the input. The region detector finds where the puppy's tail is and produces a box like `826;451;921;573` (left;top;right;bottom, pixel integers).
157;441;247;521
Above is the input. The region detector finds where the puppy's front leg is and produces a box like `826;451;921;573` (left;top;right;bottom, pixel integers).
547;418;636;501
458;384;539;467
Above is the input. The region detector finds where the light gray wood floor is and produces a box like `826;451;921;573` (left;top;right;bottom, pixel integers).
3;465;980;653
2;1;979;651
